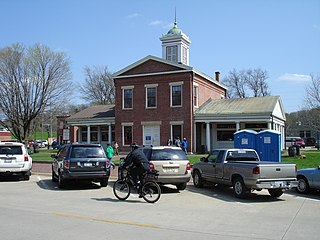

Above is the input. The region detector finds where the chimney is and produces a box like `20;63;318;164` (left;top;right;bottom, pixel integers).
215;71;220;81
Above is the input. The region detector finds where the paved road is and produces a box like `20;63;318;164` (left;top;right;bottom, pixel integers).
1;174;320;240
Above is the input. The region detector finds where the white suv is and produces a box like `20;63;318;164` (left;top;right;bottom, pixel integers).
0;142;32;180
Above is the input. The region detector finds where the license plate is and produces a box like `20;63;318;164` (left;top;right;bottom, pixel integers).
84;163;92;167
165;168;178;173
273;181;284;187
4;159;12;163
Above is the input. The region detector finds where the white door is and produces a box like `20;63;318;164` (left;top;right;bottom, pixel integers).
143;125;160;146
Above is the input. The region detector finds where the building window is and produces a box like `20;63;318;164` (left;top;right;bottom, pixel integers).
146;86;157;108
217;131;235;141
193;85;199;107
123;125;133;146
166;45;177;62
182;47;187;64
170;84;182;107
172;124;182;143
122;87;133;109
90;126;98;142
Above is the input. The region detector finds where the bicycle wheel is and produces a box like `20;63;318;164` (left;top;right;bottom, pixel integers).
113;179;131;200
141;181;161;203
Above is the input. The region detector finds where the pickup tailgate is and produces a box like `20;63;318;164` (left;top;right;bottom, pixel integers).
258;162;296;179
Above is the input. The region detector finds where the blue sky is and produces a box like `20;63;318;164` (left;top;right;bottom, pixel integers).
1;0;319;113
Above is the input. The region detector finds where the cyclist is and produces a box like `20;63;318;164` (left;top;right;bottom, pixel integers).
122;143;150;197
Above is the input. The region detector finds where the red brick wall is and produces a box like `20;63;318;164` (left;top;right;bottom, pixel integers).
115;71;194;151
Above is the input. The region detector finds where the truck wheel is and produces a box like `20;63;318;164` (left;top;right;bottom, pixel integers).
233;177;247;198
193;170;203;188
296;176;310;194
268;189;283;198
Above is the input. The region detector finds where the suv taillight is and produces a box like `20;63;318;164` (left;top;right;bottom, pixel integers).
24;155;29;161
106;160;110;169
186;162;191;171
252;166;260;174
64;159;70;169
149;162;155;171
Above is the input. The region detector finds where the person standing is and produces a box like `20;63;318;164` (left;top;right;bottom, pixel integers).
106;143;115;169
181;137;188;155
113;141;119;155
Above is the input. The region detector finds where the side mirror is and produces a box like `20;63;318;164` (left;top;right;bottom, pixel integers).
120;157;125;166
50;154;57;159
318;165;320;170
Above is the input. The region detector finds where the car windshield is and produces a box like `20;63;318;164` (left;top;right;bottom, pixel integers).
0;146;23;155
226;150;259;161
150;149;187;161
70;146;105;158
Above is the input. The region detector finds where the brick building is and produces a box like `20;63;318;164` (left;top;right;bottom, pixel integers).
66;20;286;152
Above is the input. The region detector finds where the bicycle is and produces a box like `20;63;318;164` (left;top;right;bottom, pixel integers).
113;166;161;203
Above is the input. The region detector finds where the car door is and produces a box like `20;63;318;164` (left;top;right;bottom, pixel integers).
312;167;320;189
201;150;220;181
53;146;67;174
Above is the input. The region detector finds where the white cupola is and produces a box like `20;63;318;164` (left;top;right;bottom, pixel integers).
160;17;191;65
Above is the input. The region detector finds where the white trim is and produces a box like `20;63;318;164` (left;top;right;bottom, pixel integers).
141;121;162;125
170;83;183;107
122;87;133;110
144;83;158;88
121;85;134;89
145;85;157;109
121;122;134;126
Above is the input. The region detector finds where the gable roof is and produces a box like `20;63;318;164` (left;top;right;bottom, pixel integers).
112;55;227;90
67;105;115;125
195;96;286;120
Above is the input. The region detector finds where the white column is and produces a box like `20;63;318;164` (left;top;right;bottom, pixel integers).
193;122;197;153
87;125;91;143
236;122;240;131
268;122;272;129
77;127;81;143
206;122;211;153
108;124;112;144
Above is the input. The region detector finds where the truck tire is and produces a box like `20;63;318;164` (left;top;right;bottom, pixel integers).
268;189;283;198
176;182;187;190
100;178;109;187
193;170;203;188
58;172;66;189
232;177;247;198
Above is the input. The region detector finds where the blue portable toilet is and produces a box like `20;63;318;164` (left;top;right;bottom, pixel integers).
234;130;257;149
256;130;281;162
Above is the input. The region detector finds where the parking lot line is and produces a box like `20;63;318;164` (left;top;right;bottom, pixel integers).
48;212;160;229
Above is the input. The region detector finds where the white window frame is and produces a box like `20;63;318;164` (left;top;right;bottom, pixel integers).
170;82;183;107
193;83;199;108
122;122;133;146
166;45;178;62
122;86;134;110
145;84;158;109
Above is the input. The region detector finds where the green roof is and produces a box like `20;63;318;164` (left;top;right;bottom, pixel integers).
195;96;281;116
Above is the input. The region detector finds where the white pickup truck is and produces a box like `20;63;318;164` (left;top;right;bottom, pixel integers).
192;149;298;198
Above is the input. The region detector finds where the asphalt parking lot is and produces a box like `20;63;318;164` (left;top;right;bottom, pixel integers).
1;174;319;240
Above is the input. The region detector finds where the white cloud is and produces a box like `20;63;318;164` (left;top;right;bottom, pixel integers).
126;13;141;19
278;73;311;82
149;20;162;27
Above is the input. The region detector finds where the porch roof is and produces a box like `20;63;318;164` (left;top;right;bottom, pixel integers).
67;105;115;125
195;96;285;119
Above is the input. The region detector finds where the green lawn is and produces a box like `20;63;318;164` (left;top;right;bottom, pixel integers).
31;148;320;170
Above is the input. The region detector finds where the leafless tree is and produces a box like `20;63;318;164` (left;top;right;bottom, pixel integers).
79;66;115;104
0;43;72;143
223;68;271;98
302;74;320;137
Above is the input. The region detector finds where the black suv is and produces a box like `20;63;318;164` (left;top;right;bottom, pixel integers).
51;143;110;188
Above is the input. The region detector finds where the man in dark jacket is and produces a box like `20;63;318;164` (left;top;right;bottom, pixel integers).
122;143;150;188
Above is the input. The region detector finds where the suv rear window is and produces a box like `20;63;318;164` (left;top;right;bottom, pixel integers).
144;149;187;161
0;146;23;155
70;146;106;158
